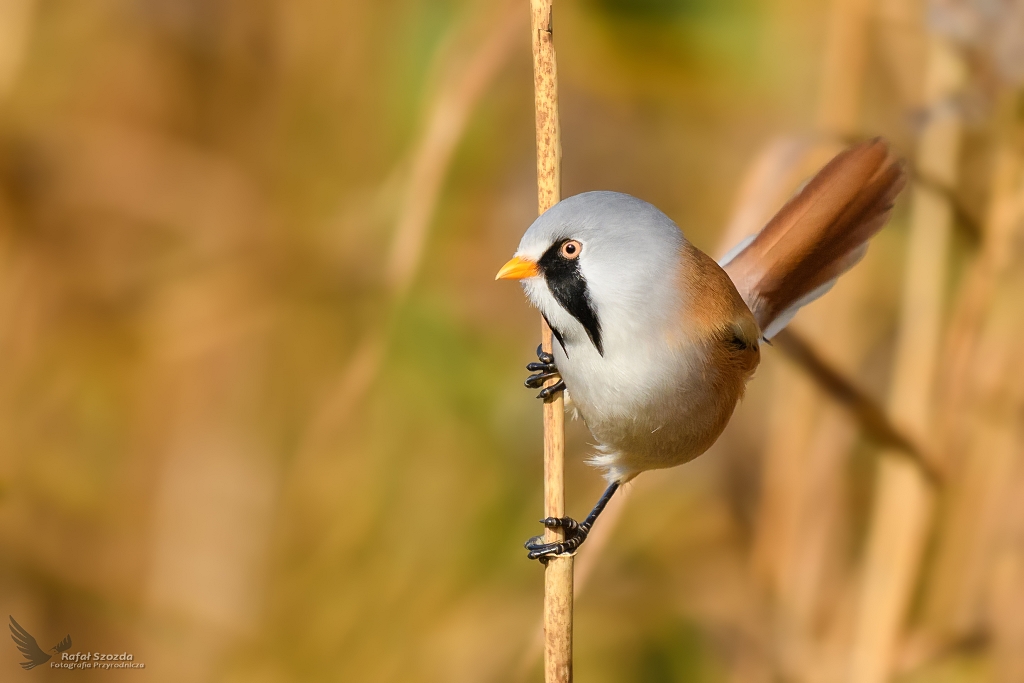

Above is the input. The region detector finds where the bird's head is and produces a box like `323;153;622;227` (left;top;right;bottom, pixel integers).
496;191;685;357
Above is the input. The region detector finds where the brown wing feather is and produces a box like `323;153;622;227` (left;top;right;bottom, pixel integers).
722;138;906;335
676;241;761;387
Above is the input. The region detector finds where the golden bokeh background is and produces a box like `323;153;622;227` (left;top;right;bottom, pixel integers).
0;0;1022;681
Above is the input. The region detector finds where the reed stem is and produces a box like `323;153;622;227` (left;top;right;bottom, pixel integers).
529;1;570;681
848;34;963;683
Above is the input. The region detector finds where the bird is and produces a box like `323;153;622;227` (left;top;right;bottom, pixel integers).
496;138;905;561
9;615;73;670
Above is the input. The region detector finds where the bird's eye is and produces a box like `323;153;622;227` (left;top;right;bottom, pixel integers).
560;240;582;259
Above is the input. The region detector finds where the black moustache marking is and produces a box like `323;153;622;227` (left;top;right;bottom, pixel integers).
538;239;603;355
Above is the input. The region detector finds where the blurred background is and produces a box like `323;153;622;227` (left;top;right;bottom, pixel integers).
0;0;1022;681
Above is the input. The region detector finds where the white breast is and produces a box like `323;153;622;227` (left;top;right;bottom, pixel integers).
528;270;723;482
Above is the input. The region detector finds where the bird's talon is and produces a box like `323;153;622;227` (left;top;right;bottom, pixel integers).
525;540;579;561
537;380;566;400
525;371;559;389
526;361;556;372
524;346;564;398
524;534;545;549
540;516;580;532
525;515;589;560
535;344;554;365
524;482;620;563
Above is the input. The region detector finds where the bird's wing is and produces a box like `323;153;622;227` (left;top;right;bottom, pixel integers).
9;616;53;669
721;138;906;338
53;634;73;653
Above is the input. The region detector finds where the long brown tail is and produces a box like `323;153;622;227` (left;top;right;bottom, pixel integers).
721;138;906;338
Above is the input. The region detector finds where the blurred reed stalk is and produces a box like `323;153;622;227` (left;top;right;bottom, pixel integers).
0;0;36;100
527;1;572;682
848;32;964;683
973;144;1024;683
291;0;522;468
749;0;877;676
904;120;1024;671
988;376;1024;683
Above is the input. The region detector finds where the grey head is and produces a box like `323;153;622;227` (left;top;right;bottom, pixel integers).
509;191;686;358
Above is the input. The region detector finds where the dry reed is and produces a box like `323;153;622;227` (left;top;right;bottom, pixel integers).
848;32;964;683
749;0;877;676
527;1;573;681
291;0;523;468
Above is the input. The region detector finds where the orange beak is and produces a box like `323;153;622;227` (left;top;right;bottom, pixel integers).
495;256;540;281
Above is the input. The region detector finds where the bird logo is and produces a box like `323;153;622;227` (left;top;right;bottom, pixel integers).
9;616;72;670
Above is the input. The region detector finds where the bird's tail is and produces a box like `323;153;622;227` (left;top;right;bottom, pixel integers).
720;138;906;338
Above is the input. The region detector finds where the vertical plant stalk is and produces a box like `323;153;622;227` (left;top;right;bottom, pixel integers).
529;1;571;681
291;1;523;466
914;141;1024;661
750;0;875;673
0;0;36;99
815;0;874;138
847;35;963;683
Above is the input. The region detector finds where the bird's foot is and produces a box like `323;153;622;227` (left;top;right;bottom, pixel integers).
525;344;566;400
524;516;590;562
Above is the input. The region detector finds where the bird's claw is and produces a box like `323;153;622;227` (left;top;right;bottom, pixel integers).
540;516;581;532
536;380;566;400
525;344;565;399
524;370;558;389
524;516;589;561
536;345;554;365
